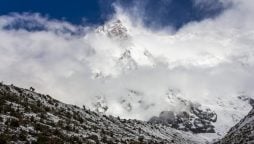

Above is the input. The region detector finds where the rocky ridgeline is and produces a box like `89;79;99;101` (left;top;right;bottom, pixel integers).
149;104;217;134
148;88;217;134
0;83;206;144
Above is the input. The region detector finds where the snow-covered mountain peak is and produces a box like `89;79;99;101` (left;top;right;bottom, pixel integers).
89;19;156;78
96;19;129;40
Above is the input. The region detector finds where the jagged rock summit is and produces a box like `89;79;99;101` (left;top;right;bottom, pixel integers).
96;19;129;40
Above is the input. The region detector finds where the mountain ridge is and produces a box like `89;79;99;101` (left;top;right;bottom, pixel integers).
0;82;207;144
217;106;254;144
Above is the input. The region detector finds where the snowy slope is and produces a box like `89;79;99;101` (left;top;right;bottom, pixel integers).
217;107;254;143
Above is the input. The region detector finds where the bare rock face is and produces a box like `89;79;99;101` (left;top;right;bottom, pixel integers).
149;88;217;134
149;104;217;133
217;108;254;144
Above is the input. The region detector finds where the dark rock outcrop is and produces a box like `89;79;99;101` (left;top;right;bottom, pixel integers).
149;104;217;133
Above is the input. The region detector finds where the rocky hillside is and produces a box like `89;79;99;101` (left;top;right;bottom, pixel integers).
0;83;206;144
217;106;254;144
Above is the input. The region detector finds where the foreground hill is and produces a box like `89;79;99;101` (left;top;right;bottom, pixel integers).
0;83;206;144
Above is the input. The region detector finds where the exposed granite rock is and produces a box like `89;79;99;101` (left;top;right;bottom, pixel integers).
149;104;217;133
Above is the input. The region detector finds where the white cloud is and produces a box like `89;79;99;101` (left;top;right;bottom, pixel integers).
0;0;254;138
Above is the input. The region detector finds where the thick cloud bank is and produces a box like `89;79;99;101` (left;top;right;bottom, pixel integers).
0;0;254;138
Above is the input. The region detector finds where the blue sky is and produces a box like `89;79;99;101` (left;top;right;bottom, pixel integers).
0;0;110;25
0;0;227;30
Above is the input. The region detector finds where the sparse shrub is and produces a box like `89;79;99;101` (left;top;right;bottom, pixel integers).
65;125;72;131
19;132;27;141
37;134;48;144
0;133;10;144
9;119;20;128
87;134;99;144
44;106;51;112
57;120;64;128
138;136;144;142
